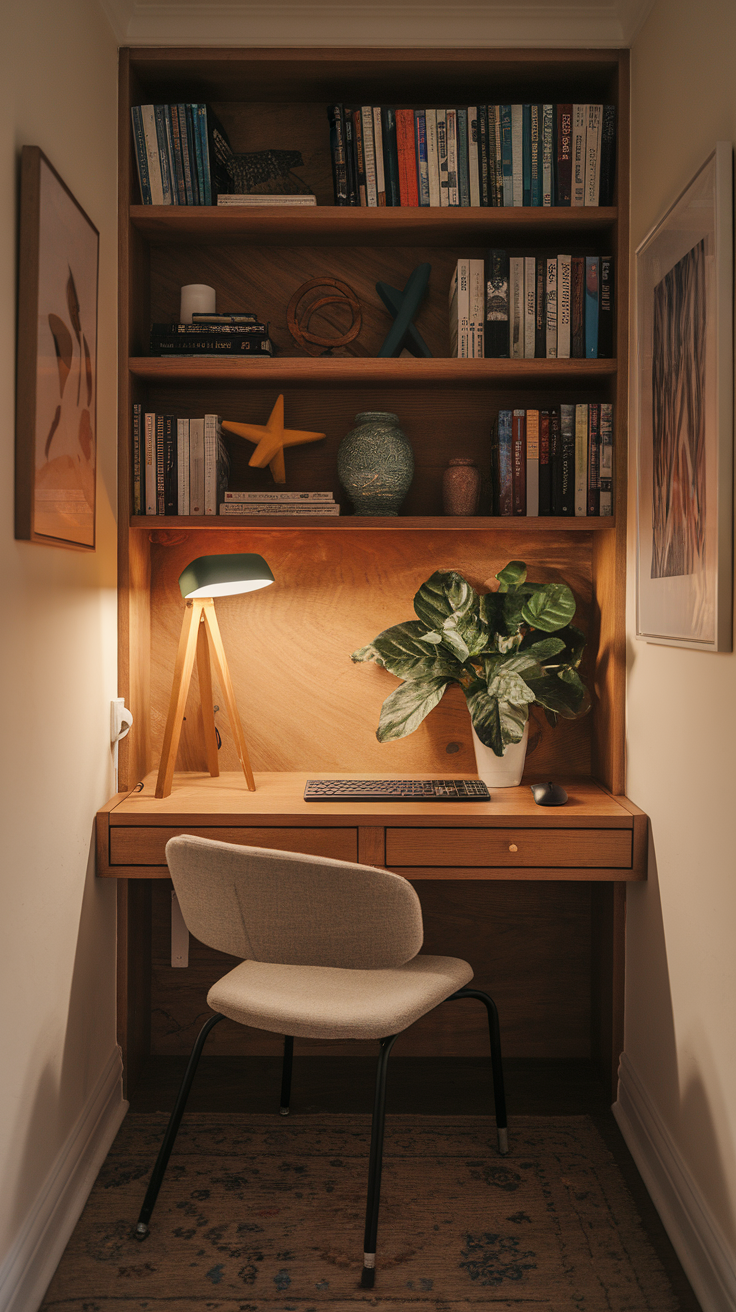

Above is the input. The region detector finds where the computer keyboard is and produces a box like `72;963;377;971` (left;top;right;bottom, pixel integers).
304;778;491;801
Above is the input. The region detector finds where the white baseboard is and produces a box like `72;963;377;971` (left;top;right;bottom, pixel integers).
0;1045;128;1312
614;1052;736;1312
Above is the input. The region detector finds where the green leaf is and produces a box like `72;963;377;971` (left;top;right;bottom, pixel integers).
464;679;503;755
525;671;586;718
466;671;532;755
495;561;527;592
524;636;566;662
521;583;576;633
488;670;536;709
493;651;545;681
413;570;475;629
441;608;489;662
351;621;463;680
549;624;586;669
376;677;450;742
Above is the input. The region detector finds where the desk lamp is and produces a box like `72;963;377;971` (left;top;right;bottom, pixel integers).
155;552;274;799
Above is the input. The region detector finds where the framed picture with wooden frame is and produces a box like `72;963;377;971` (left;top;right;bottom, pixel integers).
15;146;99;550
635;141;733;650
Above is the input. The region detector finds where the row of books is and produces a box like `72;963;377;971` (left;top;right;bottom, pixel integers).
220;492;340;516
132;409;230;515
328;104;615;209
485;250;614;360
131;103;232;205
492;404;613;518
150;314;275;357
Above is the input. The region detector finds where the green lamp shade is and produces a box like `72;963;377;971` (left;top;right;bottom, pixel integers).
179;553;274;599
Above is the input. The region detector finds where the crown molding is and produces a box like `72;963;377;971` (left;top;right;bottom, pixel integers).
97;0;656;48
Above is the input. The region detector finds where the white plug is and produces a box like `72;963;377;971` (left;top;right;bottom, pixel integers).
111;698;134;790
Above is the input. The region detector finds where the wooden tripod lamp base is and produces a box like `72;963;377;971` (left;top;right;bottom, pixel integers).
155;553;274;800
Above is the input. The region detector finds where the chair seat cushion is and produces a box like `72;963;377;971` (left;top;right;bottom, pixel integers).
207;954;474;1040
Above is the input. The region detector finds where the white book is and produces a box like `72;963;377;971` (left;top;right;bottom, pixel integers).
469;258;485;358
372;106;386;205
571;104;587;207
542;104;554;206
204;414;230;515
425;110;440;207
144;413;157;513
361;107;378;206
177;418;190;515
446;109;459;205
140;105;164;205
584;104;602;206
574;403;588;515
545;258;557;358
189;418;205;515
510;257;525;359
524;256;536;358
526;410;540;516
217;194;317;206
437;110;449;207
557;255;572;358
449;259;470;357
219;503;340;516
467;108;480;206
511;104;523;206
224;490;335;502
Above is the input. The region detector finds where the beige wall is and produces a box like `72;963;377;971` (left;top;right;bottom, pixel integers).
627;0;736;1253
0;0;118;1266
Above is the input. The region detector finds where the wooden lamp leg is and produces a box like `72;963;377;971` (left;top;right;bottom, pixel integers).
196;618;220;779
155;600;204;799
202;599;256;791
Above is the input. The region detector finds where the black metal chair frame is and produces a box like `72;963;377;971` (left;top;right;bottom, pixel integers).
134;987;508;1289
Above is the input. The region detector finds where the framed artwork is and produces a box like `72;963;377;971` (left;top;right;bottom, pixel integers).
15;146;99;550
635;141;733;650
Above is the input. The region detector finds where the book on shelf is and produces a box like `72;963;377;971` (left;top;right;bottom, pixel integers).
449;258;470;358
490;403;613;517
219;502;340;516
361;105;378;206
437;110;449;205
599;105;617;206
217;194;317;206
571;104;587;206
510;257;524;359
223;490;335;502
425;109;440;206
598;256;614;357
524;256;536;358
479;248;613;359
414;110;430;207
204;415;231;514
177;419;190;514
132;403;142;514
150;322;274;356
190;418;205;515
135;413;228;516
585;257;600;358
191;312;259;323
395;109;418;206
468;108;480;206
484;249;510;359
132;102;232;205
152;322;268;335
468;259;485;358
327;105;348;205
545;257;557;358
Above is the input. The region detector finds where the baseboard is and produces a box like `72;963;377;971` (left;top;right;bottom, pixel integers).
0;1045;128;1312
614;1052;736;1312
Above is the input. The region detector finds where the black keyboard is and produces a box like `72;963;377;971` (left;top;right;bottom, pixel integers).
304;778;491;801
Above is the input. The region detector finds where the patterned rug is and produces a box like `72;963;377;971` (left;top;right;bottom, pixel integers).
42;1114;680;1311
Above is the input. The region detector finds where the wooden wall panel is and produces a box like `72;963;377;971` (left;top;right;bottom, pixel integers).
150;879;592;1060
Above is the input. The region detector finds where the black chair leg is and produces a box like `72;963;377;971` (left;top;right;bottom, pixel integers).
135;1012;224;1240
360;1033;398;1289
448;987;509;1154
279;1035;294;1115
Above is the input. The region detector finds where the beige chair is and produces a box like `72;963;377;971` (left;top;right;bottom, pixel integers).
134;834;508;1287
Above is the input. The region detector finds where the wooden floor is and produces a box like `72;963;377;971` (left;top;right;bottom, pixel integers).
129;1055;699;1310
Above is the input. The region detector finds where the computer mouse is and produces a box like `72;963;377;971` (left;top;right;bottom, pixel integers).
530;781;568;807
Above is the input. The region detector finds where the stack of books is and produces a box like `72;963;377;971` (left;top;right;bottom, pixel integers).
132;408;230;515
131;103;232;205
491;403;613;517
150;313;274;357
217;195;317;207
485;250;614;360
327;103;615;208
220;492;340;516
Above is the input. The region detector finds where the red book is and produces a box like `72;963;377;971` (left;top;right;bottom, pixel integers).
395;109;419;206
556;104;572;204
512;409;526;516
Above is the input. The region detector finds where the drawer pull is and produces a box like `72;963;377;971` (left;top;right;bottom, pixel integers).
509;844;518;852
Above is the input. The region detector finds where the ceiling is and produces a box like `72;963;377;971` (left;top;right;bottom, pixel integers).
97;0;656;47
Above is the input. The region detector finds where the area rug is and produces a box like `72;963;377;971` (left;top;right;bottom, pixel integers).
42;1114;680;1311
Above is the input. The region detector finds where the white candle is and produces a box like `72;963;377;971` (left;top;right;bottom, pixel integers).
179;283;216;324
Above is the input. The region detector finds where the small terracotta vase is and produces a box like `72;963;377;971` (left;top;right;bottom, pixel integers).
442;457;481;516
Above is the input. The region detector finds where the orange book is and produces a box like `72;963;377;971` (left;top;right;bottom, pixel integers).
395;109;419;206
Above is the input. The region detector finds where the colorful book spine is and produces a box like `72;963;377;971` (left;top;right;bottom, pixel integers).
132;403;142;514
556;104;572;205
559;404;575;516
177;418;190;515
539;411;552;515
130;107;152;204
163;415;177;516
381;110;400;207
585;256;600;358
414;110;430;206
352;107;367;205
524;256;536;358
500;105;513;206
189;418;205;515
511;104;523;206
425;109;440;206
599;256;615;357
457;108;470;206
542;104;554;206
574;403;588;516
446;109;459;205
534;256;546;358
557;254;572;358
373;107;386;205
545;257;557;358
361;106;378;206
571;256;586;358
495;410;513;514
144;413;156;514
587;402;601;515
510;256;525;359
478;106;490;206
530;104;541;206
155;413;166;514
584;104;602;206
224;490;335;502
468;108;480;207
512;410;526;515
571;104;586;207
599;105;617;206
395;109;418;206
436;110;449;207
327;105;349;205
484;248;510;358
526;410;540;515
522;104;532;206
490;106;503;206
154;105;173;205
599;403;614;515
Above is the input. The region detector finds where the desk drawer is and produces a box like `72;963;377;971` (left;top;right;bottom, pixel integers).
109;827;357;867
386;828;632;869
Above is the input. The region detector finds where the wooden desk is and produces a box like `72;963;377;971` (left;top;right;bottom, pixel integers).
97;772;647;1097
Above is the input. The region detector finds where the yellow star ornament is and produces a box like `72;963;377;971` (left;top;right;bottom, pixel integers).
221;395;326;484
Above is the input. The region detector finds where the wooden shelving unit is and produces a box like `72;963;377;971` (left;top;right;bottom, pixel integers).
129;356;617;387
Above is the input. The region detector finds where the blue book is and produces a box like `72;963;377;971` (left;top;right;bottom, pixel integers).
456;108;470;206
530;104;542;206
130;107;152;204
585;256;600;358
495;410;513;515
154;106;173;205
414;111;430;206
522;104;531;206
500;106;513;206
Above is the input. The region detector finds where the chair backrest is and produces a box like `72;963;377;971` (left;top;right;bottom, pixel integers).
166;834;424;969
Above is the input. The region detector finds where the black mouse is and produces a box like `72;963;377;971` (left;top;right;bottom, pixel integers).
530;781;568;807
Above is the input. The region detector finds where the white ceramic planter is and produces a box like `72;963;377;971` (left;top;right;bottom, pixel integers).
471;721;529;788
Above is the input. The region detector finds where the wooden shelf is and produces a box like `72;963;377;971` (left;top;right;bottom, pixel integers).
130;204;618;247
132;514;613;531
130;356;617;389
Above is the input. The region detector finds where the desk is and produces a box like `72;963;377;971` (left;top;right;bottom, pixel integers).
97;772;647;1097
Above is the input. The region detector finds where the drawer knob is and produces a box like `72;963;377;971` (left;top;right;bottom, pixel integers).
509;843;518;852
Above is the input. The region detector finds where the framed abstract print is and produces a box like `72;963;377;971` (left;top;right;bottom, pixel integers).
15;146;99;550
635;141;733;650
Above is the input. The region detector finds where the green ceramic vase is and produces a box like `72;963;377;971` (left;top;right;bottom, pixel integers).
337;411;414;516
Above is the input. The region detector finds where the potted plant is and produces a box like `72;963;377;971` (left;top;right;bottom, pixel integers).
351;560;589;786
